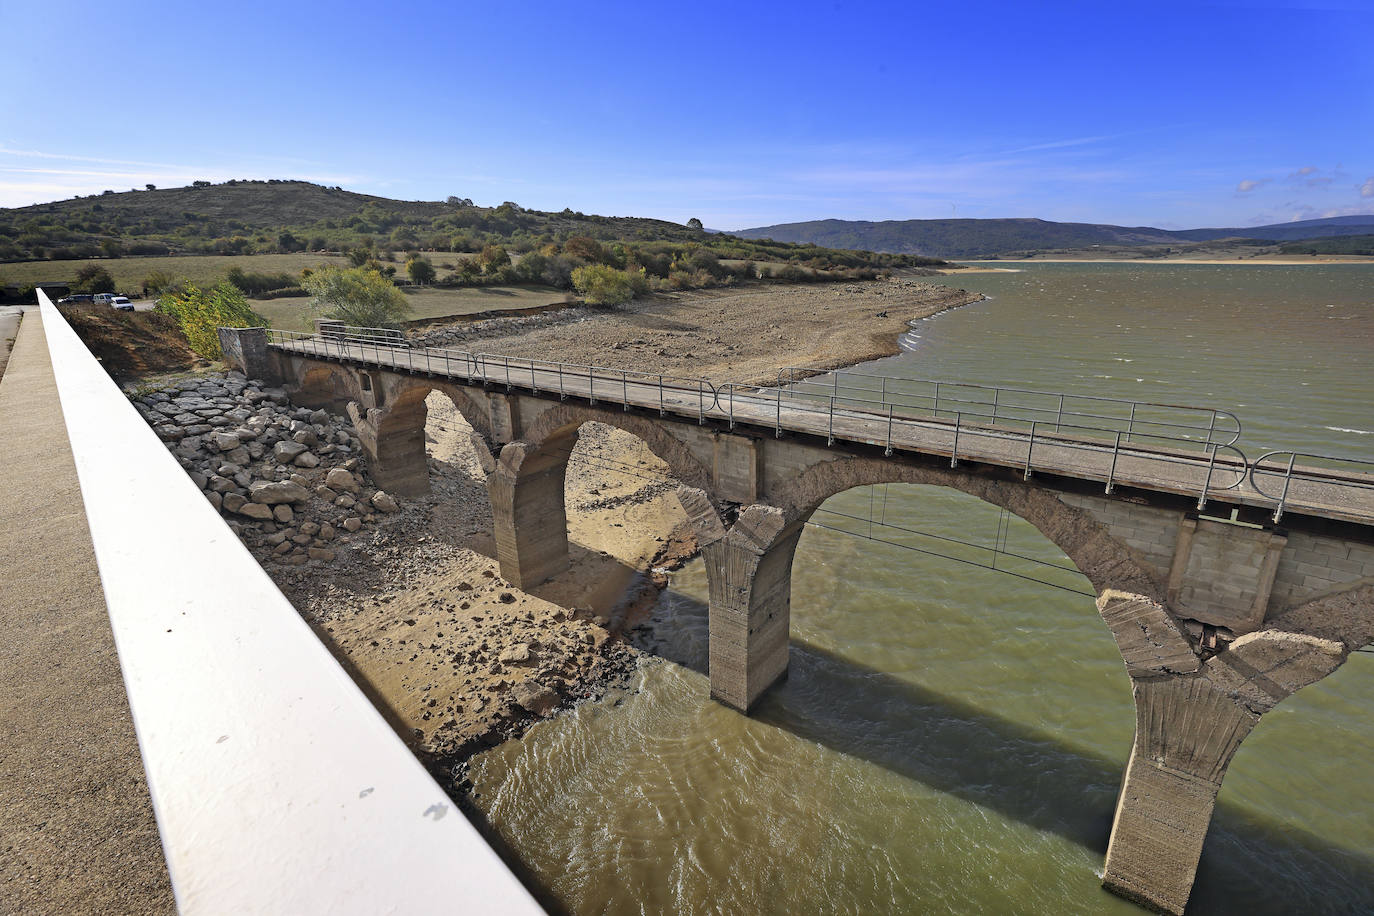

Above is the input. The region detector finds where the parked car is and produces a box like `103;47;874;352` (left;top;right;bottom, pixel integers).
109;296;134;312
93;293;116;306
57;294;95;304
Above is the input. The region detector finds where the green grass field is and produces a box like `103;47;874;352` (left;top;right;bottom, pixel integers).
0;251;488;294
0;253;351;292
250;284;571;331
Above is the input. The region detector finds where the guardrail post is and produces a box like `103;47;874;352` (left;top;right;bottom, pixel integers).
697;382;705;424
505;356;512;392
991;388;999;425
588;366;596;404
1126;402;1137;443
1106;431;1122;495
775;389;783;438
951;412;961;468
1197;445;1219;510
885;404;894;456
1024;421;1036;479
623;371;629;411
658;375;665;416
1056;394;1065;432
828;395;835;446
558;363;565;400
933;381;941;417
1273;453;1297;523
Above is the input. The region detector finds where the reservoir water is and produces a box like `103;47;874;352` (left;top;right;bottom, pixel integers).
466;263;1374;914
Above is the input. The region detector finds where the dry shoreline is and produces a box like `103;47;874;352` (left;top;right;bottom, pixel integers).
261;277;986;769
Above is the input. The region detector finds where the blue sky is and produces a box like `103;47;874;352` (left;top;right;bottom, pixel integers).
2;0;1371;229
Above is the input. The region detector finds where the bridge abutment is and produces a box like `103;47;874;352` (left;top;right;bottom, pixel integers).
489;438;573;590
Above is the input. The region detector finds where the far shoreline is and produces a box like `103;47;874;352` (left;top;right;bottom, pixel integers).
948;256;1374;268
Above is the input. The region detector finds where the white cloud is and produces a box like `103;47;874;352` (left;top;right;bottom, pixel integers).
1236;178;1268;192
1361;176;1374;198
1287;165;1319;179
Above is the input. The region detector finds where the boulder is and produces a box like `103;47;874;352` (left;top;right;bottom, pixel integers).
307;547;336;562
293;451;320;469
511;681;559;717
249;480;311;505
236;502;274;521
324;468;360;493
273;504;294;523
210;431;241;452
342;517;362;532
208;475;236;494
222;492;247;513
371;491;399;513
273;440;309;463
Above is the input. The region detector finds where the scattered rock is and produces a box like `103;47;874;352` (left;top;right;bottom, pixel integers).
371;491;399;513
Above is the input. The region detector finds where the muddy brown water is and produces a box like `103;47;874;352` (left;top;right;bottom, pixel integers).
467;263;1374;915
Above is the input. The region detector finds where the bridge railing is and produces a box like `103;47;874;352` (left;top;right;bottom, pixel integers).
775;366;1242;448
264;328;717;422
1249;451;1374;523
469;351;718;421
718;380;1251;508
260;326;1373;522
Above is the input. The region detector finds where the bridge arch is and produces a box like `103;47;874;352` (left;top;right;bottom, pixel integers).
766;455;1163;599
490;403;715;591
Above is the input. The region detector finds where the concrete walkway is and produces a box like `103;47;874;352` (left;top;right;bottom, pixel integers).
0;310;175;915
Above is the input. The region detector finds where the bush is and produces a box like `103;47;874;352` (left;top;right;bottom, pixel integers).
226;266;297;295
303;265;412;329
156;282;268;359
571;264;634;306
73;265;116;294
406;256;436;284
478;244;510;273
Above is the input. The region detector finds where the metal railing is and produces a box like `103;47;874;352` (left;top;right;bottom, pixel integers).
718;380;1251;508
1248;451;1374;523
257;325;1374;523
775;366;1241;449
265;328;716;423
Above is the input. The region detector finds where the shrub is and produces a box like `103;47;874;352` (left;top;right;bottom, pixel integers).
303;265;411;329
156;282;268;359
73;265;116;293
226;266;297;295
406;256;436;284
572;264;634;306
478;244;510;273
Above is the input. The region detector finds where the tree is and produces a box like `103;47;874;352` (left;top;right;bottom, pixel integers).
145;183;156;191
302;265;411;329
142;270;179;296
571;264;634;306
686;217;704;231
156;282;267;359
478;244;510;273
73;265;115;294
277;230;304;252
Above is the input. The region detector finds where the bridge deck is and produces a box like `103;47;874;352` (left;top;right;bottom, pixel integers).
271;337;1374;529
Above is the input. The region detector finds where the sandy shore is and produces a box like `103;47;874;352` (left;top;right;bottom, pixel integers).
268;277;984;766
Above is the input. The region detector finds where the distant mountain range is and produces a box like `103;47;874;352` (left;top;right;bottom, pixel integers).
734;215;1374;259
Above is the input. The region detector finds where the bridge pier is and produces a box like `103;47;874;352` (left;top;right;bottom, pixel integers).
489;438;573;590
704;505;799;712
347;401;430;498
1096;588;1352;913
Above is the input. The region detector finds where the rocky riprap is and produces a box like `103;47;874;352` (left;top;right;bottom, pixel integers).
129;371;400;570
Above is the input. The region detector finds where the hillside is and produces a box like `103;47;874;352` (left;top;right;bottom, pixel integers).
0;180;933;277
735;214;1374;258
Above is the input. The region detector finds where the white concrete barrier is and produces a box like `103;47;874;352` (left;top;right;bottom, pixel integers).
38;291;542;915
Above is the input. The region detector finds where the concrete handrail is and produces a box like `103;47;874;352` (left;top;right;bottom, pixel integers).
39;292;540;915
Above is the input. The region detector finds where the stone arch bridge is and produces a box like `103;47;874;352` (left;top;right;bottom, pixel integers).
222;325;1374;915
